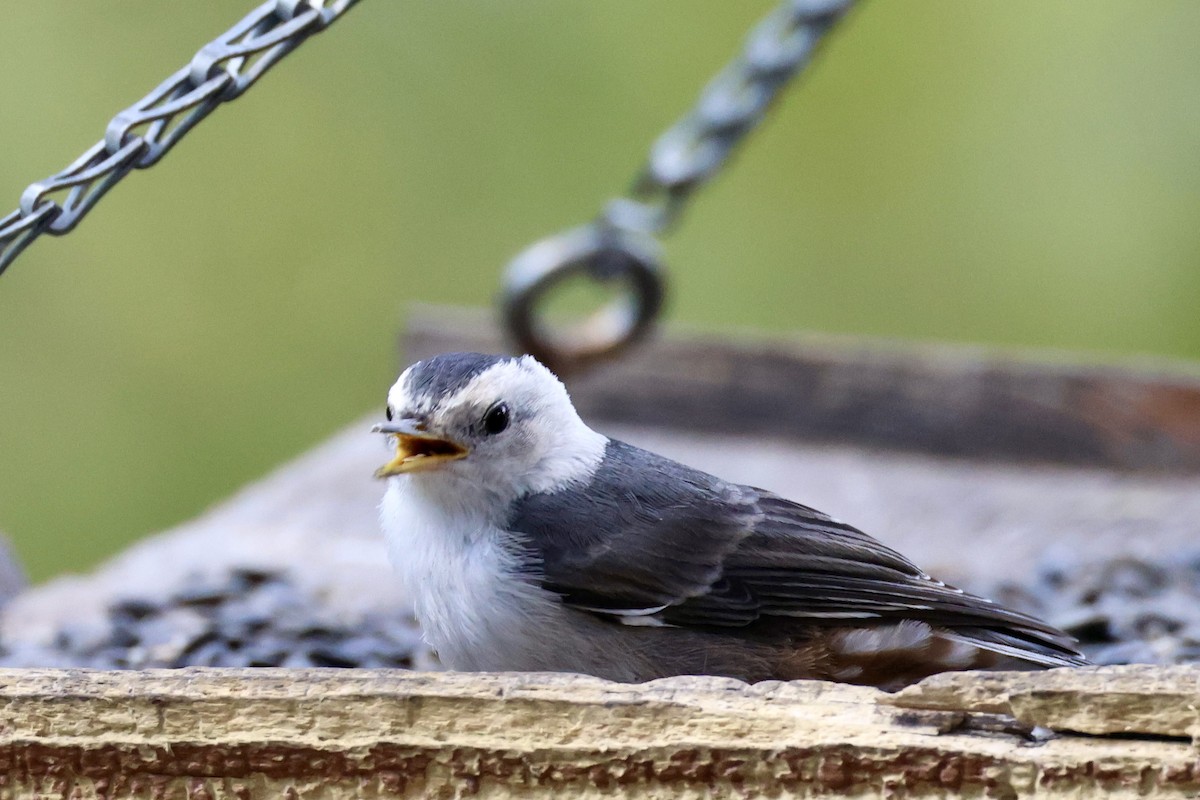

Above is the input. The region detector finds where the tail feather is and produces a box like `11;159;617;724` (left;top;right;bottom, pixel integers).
941;626;1089;669
819;620;1088;690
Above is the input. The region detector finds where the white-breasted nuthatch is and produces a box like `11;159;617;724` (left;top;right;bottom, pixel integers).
375;352;1086;689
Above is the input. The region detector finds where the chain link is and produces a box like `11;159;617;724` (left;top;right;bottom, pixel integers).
0;0;361;277
502;0;854;375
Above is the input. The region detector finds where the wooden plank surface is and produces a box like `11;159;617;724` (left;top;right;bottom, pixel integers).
0;667;1195;798
404;306;1200;473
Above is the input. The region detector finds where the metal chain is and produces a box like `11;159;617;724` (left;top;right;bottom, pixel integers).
0;0;361;278
502;0;855;375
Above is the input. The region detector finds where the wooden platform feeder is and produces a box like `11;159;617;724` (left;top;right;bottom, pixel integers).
1;306;1198;798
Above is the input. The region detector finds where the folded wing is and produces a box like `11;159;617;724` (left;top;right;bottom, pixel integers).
507;439;1085;670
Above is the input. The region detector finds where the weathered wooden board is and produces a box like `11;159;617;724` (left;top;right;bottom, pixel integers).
405;305;1200;473
0;667;1195;798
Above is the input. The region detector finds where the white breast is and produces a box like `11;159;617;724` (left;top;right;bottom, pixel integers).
379;478;560;671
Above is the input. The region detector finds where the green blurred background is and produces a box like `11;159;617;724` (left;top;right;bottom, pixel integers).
1;2;1198;582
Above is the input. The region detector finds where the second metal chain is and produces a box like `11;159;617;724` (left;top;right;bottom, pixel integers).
503;0;855;375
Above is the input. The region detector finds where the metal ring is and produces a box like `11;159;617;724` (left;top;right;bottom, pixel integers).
501;224;665;376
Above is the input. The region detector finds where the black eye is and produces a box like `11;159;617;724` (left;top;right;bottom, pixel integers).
386;406;394;421
482;402;510;435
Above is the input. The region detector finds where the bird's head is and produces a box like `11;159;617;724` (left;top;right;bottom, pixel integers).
374;353;606;502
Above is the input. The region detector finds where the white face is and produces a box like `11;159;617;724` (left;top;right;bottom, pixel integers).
383;356;607;505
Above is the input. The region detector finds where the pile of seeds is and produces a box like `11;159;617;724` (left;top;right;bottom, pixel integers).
2;553;1197;671
983;551;1200;666
0;568;432;670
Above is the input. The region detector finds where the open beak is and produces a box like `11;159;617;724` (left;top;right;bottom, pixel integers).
371;418;469;478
